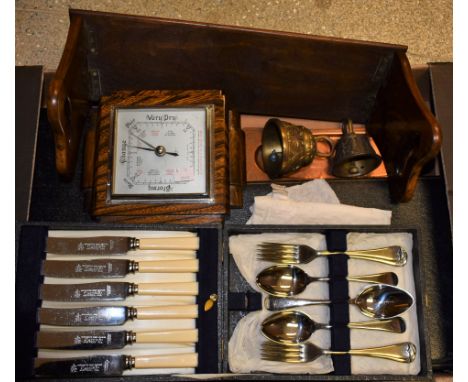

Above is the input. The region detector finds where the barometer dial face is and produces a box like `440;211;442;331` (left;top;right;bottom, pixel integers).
111;107;208;197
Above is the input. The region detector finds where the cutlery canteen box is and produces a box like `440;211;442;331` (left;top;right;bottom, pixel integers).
15;8;452;381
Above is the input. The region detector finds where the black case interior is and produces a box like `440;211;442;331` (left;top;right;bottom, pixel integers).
16;224;221;379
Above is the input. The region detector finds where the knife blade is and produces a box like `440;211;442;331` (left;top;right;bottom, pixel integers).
42;258;199;278
40;281;199;302
34;353;198;377
38;304;198;326
46;235;199;255
36;329;199;350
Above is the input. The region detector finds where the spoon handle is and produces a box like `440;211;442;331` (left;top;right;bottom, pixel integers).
324;342;417;363
347;317;406;333
346;272;398;285
317;246;407;266
313;272;398;286
264;296;331;311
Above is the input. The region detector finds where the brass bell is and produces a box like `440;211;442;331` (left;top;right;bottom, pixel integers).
331;119;382;177
261;118;334;179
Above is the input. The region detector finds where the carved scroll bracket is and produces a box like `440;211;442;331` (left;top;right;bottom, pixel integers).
368;52;442;202
47;14;90;180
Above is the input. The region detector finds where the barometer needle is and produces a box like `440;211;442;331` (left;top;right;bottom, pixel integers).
128;145;179;157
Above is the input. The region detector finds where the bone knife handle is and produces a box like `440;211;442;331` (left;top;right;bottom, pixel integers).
138;237;199;250
138;259;199;273
137;282;199;296
136;329;198;343
134;353;198;369
136;304;198;319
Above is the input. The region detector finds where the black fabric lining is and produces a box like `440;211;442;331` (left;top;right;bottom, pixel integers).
228;291;262;311
15;225;47;378
16;225;220;377
325;230;351;375
195;228;219;373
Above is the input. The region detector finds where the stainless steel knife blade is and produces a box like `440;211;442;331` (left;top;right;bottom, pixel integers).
42;259;131;278
40;282;130;302
35;355;128;377
35;352;198;376
46;235;199;255
47;236;131;255
36;330;128;350
36;328;199;350
38;306;130;326
40;281;198;302
38;304;198;325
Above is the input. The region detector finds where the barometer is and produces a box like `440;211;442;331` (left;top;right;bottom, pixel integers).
91;90;229;224
111;106;210;200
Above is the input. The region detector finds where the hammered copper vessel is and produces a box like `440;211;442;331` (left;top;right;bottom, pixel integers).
261;118;334;179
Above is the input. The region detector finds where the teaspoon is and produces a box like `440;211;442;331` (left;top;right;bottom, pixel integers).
261;310;406;344
256;265;397;296
264;284;414;319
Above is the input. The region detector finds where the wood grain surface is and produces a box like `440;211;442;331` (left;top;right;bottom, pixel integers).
92;89;229;223
47;9;441;203
368;52;442;202
46;15;90;180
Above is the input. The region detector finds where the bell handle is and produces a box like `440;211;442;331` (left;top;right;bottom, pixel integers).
314;136;335;158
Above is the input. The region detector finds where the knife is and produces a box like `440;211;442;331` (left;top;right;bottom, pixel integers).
38;304;198;326
47;235;199;255
35;353;198;377
36;329;198;350
42;258;199;278
40;281;199;302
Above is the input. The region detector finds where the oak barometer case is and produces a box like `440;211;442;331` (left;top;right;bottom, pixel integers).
92;90;229;224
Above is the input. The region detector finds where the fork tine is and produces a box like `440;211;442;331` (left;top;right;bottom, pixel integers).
259;250;299;256
256;249;299;255
258;243;298;249
256;253;298;260
258;243;298;248
261;353;302;360
256;258;297;264
260;354;302;363
256;249;299;254
261;342;303;352
256;257;296;262
258;244;298;250
256;249;299;256
261;343;306;363
261;350;302;357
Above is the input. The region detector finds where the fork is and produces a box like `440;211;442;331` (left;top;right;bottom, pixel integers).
257;243;407;266
261;341;416;363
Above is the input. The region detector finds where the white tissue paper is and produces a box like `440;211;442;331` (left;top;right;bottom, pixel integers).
228;232;420;375
246;180;391;225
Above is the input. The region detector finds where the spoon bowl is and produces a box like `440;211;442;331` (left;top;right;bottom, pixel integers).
261;310;406;344
355;284;413;319
261;311;324;343
256;265;310;296
264;284;414;319
256;265;398;297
